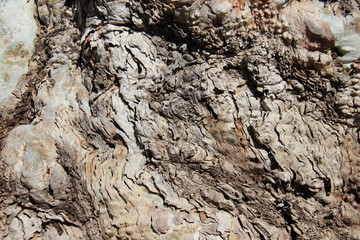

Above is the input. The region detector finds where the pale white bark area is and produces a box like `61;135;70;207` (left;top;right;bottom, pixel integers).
0;0;37;105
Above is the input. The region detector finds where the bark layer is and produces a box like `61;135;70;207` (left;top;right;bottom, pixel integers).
1;0;360;239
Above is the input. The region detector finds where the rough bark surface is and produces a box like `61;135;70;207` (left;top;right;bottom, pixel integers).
1;0;360;239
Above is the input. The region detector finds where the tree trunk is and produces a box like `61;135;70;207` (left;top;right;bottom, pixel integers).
1;0;360;239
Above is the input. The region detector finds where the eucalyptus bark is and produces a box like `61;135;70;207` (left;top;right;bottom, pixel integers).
1;0;360;239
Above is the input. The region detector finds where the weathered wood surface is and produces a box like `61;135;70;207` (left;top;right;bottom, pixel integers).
1;0;360;239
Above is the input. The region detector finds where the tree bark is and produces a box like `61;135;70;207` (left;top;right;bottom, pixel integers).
1;0;360;239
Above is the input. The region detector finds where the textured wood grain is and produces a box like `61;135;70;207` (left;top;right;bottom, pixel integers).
1;0;360;239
